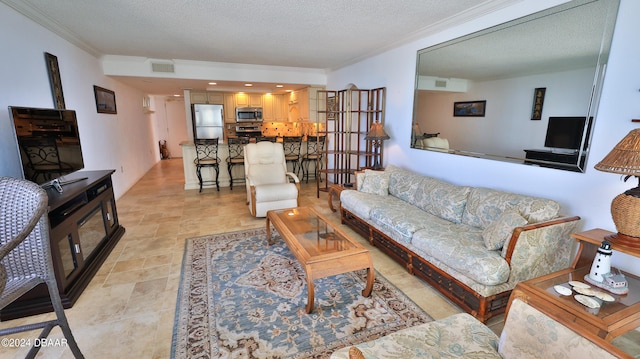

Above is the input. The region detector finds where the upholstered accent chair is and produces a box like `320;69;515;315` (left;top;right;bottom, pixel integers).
0;177;84;358
244;142;300;217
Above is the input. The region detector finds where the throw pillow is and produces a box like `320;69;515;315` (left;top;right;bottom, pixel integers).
482;209;528;250
358;169;389;196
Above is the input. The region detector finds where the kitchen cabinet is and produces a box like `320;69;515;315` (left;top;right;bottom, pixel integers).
224;94;236;122
0;170;125;320
249;94;262;107
274;94;288;122
289;86;323;122
190;91;208;104
235;93;248;107
262;94;288;122
263;95;274;121
190;91;224;104
207;92;224;104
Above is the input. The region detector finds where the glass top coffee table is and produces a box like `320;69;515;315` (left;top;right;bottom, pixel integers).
266;206;375;313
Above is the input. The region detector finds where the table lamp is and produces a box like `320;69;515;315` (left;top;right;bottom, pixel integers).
594;128;640;248
365;122;390;170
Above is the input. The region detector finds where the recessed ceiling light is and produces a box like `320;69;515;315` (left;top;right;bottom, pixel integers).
173;94;181;97
208;82;217;85
244;83;253;87
276;84;284;88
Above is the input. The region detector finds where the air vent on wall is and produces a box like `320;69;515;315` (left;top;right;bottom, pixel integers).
435;80;447;88
151;62;175;73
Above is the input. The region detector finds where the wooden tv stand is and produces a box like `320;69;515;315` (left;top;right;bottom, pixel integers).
0;170;125;320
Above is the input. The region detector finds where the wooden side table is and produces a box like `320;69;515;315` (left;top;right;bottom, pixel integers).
512;230;640;344
572;228;640;269
512;267;640;342
328;183;353;212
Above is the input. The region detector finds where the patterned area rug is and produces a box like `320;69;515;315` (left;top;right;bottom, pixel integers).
171;227;432;359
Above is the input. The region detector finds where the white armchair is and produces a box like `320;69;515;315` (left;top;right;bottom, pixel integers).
244;141;300;217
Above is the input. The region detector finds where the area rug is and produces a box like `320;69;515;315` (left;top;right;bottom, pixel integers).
171;227;432;359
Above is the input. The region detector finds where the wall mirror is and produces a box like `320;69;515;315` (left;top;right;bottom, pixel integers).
412;0;619;172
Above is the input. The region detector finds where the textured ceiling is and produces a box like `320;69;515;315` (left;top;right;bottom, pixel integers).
2;0;514;94
4;0;492;68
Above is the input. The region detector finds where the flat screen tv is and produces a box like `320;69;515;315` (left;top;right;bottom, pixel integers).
9;106;84;185
544;116;591;151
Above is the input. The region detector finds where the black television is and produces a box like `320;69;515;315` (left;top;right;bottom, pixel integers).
544;116;591;151
9;106;85;185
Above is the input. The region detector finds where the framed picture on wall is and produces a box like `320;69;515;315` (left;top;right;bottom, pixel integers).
44;52;65;109
531;87;546;120
93;85;117;114
453;100;486;117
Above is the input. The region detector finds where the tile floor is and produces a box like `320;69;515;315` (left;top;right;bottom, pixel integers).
0;158;503;358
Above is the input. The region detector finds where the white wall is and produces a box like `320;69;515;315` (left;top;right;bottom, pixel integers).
418;67;595;157
327;0;640;274
0;2;157;198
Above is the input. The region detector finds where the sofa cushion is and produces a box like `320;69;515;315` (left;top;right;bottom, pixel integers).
482;209;528;250
370;202;451;245
386;165;424;205
412;224;511;286
461;187;560;229
330;313;500;359
413;177;471;224
340;190;387;220
358;169;389;196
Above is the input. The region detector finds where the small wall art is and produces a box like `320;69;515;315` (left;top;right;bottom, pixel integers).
93;85;117;114
453;100;486;117
531;87;546;120
44;52;65;109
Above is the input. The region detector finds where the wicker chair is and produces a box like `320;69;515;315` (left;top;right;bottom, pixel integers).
0;177;84;358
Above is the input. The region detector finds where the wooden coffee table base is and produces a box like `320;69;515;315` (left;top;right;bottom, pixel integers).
266;207;375;313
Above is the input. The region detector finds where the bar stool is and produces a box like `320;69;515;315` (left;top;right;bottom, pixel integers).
282;136;302;176
226;137;249;190
194;138;220;192
256;136;277;143
301;135;326;183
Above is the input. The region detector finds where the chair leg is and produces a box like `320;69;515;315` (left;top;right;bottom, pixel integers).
214;165;219;191
227;163;233;190
196;166;203;192
46;280;84;358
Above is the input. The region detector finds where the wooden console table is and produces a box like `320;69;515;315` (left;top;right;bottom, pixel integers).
0;170;125;320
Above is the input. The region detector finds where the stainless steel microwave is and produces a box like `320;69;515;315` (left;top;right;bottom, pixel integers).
235;107;263;122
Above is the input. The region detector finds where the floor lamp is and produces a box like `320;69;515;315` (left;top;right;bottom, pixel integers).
365;122;389;170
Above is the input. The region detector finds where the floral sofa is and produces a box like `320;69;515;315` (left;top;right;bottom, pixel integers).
339;165;580;322
330;295;627;359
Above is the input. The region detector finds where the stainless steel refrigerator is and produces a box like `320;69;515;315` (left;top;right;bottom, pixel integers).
192;104;224;140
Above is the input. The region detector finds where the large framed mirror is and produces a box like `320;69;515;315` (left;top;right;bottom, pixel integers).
412;0;620;172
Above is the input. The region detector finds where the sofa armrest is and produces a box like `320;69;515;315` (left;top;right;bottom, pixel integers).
504;216;580;284
500;297;629;359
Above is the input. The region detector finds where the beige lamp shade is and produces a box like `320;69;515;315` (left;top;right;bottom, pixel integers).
595;128;640;248
594;129;640;175
365;122;390;141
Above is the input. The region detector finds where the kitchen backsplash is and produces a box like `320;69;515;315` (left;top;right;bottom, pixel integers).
261;122;325;139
